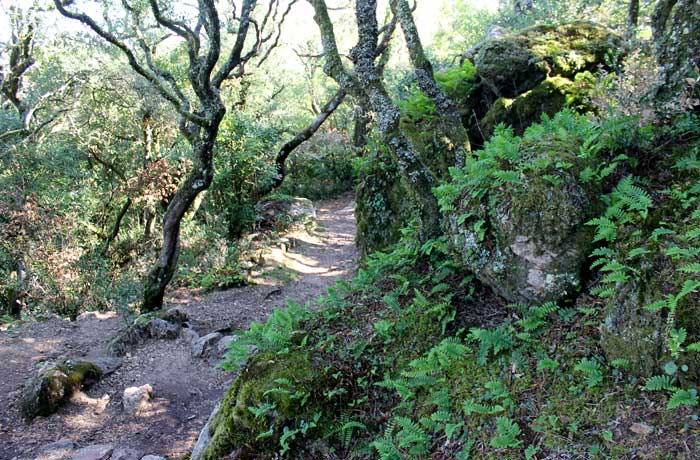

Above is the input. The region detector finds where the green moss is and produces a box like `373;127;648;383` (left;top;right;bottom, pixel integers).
479;76;595;139
21;360;102;419
201;351;325;460
475;21;624;98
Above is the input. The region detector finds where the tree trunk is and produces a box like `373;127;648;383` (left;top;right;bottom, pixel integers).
352;104;371;153
102;197;132;255
256;89;347;198
627;0;640;38
652;0;699;104
6;258;26;318
390;0;470;175
142;132;218;311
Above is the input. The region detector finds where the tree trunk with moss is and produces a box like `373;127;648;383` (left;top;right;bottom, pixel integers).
309;0;442;240
652;0;700;105
390;0;470;176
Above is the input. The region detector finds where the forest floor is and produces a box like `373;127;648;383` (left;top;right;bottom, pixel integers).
0;194;358;460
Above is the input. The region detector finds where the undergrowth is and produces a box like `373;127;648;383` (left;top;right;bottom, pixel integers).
213;111;700;460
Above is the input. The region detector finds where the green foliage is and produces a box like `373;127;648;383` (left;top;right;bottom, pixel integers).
435;110;606;226
490;417;523;449
397;62;477;123
278;130;355;200
221;301;313;370
210;116;279;239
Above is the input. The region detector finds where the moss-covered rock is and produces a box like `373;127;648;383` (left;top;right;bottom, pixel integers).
474;22;624;98
444;116;599;304
199;350;327;460
600;280;666;378
21;360;102;419
479;76;593;138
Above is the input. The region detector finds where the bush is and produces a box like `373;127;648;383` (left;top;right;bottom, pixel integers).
278;129;355;200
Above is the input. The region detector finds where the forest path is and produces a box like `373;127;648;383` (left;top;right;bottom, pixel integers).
0;194;357;460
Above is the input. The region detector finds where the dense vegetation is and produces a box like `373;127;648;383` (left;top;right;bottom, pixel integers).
2;0;700;458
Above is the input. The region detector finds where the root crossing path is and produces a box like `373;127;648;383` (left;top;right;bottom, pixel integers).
0;195;358;460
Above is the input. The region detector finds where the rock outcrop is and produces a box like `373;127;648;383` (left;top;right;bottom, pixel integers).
444;113;598;304
21;358;121;419
474;22;624;98
194;351;327;460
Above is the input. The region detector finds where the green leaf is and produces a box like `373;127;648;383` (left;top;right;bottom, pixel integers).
668;389;699;410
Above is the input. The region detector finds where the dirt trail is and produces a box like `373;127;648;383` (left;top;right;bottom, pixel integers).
0;195;357;460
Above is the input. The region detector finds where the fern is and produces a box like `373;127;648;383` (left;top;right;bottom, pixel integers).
490;417;523;448
643;375;677;392
574;357;604;387
463;399;505;416
668;389;700;410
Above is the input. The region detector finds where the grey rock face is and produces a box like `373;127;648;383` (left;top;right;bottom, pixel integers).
189;402;221;460
191;332;222;358
71;444;114;460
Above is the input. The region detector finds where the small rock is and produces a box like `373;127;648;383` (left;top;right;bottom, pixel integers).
140;456;165;460
164;307;188;324
180;328;199;344
216;336;236;356
147;318;180;339
71;444;114;460
630;422;654;436
90;357;123;376
109;447;143;460
122;385;153;415
76;311;98;321
191;332;222;358
32;439;76;460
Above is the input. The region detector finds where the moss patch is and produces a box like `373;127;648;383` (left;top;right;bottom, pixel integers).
21;360;102;419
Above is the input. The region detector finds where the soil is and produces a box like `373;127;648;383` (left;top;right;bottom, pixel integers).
0;195;357;460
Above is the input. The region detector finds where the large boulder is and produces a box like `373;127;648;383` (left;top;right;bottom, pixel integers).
474;22;624;98
196;351;327;460
599;219;700;380
600;281;667;378
479;75;593;139
443;113;598;304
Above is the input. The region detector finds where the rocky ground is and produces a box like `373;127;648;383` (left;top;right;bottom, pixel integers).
0;195;357;460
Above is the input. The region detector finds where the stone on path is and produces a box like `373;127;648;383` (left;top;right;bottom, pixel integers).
147;319;180;339
122;385;153;415
180;327;199;344
191;332;222;358
71;444;114;460
630;422;654;437
30;439;77;460
109;448;143;460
